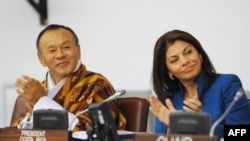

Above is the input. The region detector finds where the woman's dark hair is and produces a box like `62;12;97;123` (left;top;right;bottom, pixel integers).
36;24;79;52
151;29;217;104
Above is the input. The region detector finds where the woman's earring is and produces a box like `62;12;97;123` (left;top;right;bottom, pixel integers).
169;74;175;80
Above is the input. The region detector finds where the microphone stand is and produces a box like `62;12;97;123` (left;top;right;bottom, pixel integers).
88;102;121;141
68;90;126;131
86;125;94;141
69;90;126;141
209;88;244;137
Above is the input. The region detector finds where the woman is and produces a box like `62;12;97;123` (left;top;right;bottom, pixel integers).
149;29;250;137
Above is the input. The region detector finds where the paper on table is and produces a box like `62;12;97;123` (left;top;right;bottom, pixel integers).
72;130;135;140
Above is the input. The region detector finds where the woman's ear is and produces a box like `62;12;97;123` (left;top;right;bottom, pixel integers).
199;54;203;62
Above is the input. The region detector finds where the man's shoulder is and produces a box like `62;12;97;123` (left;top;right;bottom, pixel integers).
84;71;106;78
81;71;111;84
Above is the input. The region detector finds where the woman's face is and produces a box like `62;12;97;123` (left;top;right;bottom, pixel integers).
165;40;202;82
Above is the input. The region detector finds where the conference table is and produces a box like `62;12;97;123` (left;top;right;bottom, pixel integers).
0;128;219;141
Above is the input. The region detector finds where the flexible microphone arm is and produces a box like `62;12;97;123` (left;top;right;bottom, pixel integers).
209;88;244;137
68;90;126;131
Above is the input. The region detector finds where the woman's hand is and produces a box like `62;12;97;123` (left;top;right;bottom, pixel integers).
183;95;202;112
148;94;176;126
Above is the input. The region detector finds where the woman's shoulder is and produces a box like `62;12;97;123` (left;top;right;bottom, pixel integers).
216;73;241;81
214;73;243;90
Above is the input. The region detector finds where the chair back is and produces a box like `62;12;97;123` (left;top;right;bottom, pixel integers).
11;96;150;132
10;95;26;125
118;97;150;132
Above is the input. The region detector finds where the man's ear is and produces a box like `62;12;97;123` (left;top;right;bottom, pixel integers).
77;45;81;59
37;53;46;67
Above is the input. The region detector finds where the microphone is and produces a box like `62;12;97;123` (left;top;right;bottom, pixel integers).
209;88;245;137
103;89;126;102
68;89;126;131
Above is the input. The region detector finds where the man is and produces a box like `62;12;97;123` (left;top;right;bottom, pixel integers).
11;24;126;131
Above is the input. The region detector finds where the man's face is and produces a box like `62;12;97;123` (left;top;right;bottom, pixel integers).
37;28;81;83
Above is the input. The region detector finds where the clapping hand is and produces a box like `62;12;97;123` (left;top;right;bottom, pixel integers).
183;95;202;112
148;94;176;126
15;75;47;112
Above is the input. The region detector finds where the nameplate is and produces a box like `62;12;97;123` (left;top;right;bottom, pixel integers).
134;133;218;141
0;128;68;141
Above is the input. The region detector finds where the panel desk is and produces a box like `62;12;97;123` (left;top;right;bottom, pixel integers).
0;128;219;141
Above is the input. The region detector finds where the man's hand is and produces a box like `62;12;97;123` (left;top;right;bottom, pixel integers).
15;75;47;108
